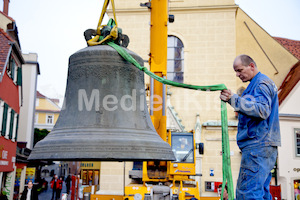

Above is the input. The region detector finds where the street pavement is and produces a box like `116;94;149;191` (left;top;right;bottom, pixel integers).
38;177;71;200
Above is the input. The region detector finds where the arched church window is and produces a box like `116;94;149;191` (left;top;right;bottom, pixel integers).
167;36;184;83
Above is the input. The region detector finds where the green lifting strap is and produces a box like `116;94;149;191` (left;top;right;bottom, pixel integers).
106;41;234;200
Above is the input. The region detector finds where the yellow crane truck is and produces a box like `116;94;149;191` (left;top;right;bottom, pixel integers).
125;131;200;200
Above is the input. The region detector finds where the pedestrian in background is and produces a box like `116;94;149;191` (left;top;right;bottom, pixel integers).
65;175;71;194
51;175;62;200
220;54;280;199
20;180;39;200
56;176;63;199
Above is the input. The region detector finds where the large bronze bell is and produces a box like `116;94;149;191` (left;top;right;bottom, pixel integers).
29;45;175;161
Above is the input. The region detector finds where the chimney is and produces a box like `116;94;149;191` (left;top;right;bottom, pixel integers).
3;0;10;15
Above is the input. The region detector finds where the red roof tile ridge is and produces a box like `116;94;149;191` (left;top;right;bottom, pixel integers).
0;10;15;22
278;61;300;105
273;37;300;60
36;91;46;98
273;36;300;42
0;28;14;42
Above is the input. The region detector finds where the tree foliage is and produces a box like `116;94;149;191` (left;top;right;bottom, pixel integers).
34;128;49;146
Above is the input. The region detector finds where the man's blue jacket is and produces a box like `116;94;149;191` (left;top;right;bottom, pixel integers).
229;72;281;150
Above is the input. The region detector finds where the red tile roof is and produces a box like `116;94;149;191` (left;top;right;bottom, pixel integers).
0;28;13;73
36;91;46;98
36;91;61;109
274;37;300;60
278;61;300;105
275;37;300;105
50;98;60;105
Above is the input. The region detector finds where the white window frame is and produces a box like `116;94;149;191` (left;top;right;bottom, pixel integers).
11;113;17;142
36;98;39;107
14;65;19;84
46;114;54;125
167;35;184;83
5;107;11;139
0;101;4;132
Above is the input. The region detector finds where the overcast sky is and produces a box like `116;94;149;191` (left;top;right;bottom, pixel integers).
1;0;299;104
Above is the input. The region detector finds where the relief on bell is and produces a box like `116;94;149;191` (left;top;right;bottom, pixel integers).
29;45;175;161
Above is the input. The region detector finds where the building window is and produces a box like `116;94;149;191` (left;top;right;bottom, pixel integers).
167;36;184;83
296;129;300;157
205;181;215;192
6;55;16;80
36;99;39;107
46;114;54;125
81;169;99;185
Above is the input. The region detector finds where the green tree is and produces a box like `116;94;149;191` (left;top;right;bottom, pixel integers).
34;128;49;146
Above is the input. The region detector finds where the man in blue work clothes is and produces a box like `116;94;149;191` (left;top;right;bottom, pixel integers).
220;54;281;199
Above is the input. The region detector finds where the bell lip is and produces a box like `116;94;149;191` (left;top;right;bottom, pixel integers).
28;154;176;161
27;157;176;162
28;150;176;161
29;127;176;162
28;149;176;162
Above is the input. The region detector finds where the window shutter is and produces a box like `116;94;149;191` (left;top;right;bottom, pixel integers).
7;56;15;80
1;103;8;136
9;109;15;139
17;67;22;86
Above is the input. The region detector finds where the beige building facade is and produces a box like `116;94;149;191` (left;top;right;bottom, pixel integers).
34;91;60;131
100;0;300;197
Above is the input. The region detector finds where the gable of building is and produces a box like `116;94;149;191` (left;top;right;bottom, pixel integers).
0;10;14;32
35;91;60;130
36;91;60;112
236;8;298;89
279;61;300;113
273;35;300;109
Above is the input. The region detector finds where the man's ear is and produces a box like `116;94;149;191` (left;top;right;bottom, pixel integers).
249;62;256;71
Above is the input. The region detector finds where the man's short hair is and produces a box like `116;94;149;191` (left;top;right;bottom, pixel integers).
239;54;256;67
218;184;227;190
